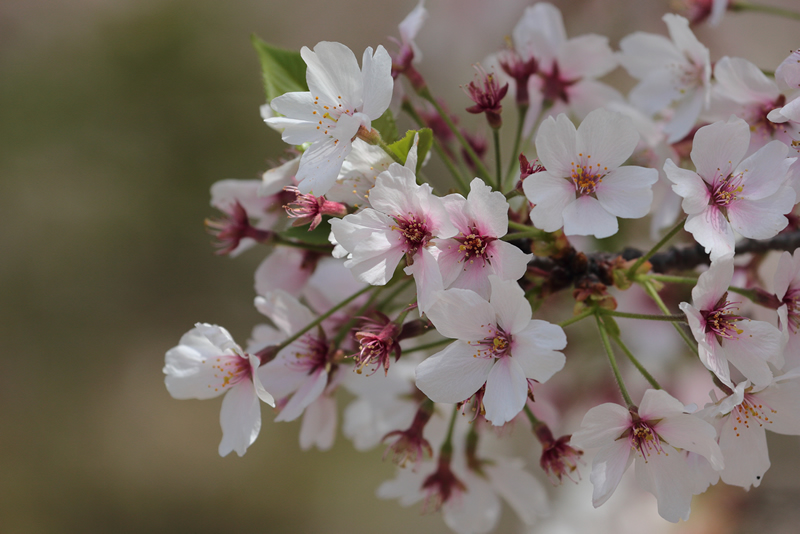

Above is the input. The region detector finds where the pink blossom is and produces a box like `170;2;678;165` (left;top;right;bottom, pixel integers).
415;276;566;426
679;255;784;388
664;116;796;260
522;108;658;238
570;389;724;523
435;178;532;300
163;323;275;457
774;249;800;367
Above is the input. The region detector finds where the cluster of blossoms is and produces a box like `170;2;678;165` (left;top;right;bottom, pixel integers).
164;1;800;531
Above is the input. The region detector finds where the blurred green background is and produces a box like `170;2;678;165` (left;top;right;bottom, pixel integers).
3;0;800;532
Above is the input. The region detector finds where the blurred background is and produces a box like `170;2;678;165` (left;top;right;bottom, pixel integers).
3;0;800;532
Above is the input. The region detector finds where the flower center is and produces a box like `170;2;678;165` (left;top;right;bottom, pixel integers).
455;226;495;266
208;353;251;392
392;214;432;260
784;288;800;334
711;171;744;207
289;334;330;374
311;94;357;136
468;325;512;359
730;394;777;437
540;62;579;105
570;155;608;196
630;422;666;460
702;298;745;340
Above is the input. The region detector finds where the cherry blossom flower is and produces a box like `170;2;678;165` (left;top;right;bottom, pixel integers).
163;323;275;457
390;0;427;78
774;249;800;367
679;255;784;388
775;49;800;92
266;41;393;196
708;56;793;153
435;178;531;300
255;290;333;422
415;276;566;426
509;2;621;135
570;389;724;523
329;142;456;314
664;116;796;260
253;247;321;297
463;65;508;129
522;108;658;238
324;139;394;206
697;371;800;489
618;14;710;143
672;0;730;26
378;451;548;534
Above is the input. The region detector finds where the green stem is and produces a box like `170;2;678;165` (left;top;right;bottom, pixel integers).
401;100;469;193
504;103;528;189
599;309;686;322
558;307;595;328
728;286;759;301
731;1;800;20
502;230;542;241
331;285;386;348
595;313;634;408
402;337;451;355
609;332;662;389
647;274;698;285
523;404;541;426
273;235;334;254
440;404;460;456
641;281;699;356
420;87;492;180
272;284;373;353
376;277;414;312
493;128;502;192
626;217;686;280
508;220;538;233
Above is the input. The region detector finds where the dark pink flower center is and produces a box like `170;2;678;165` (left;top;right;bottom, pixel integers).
570;155;609;196
469;325;512;359
392;214;432;261
702;298;745;340
289;334;330;374
208;353;252;393
454;226;496;266
630;421;666;460
541;62;579;105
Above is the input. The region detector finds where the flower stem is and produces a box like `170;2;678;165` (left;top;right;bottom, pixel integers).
376;277;414;312
493;128;503;192
595;313;634;408
641;280;699;356
272;234;334;254
523;404;541;426
504;103;528;190
270;284;373;355
731;1;800;20
626;217;686;280
419;87;492;181
609;332;661;390
728;286;759;301
598;309;686;322
647;274;698;285
401;99;469;193
558;307;595;328
331;285;386;349
440;404;460;456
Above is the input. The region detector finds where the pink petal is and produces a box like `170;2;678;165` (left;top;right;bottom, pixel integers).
684;206;735;262
299;395;337;451
727;188;795;241
275;368;329;422
690;117;750;183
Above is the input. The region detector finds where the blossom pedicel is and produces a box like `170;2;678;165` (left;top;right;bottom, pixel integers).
165;2;800;531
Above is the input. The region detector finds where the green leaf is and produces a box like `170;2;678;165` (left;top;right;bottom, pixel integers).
372;109;398;144
386;128;433;172
251;36;308;103
279;217;333;246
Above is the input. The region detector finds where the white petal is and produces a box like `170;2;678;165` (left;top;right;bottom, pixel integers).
655;414;723;470
523;171;575;232
684;207;735;262
633;448;693;522
618;32;685;79
728;188;795;241
415;342;495;403
557;34;617;78
714;56;779;104
296;137;352;196
254;290;315;337
443;474;500;534
486;458;549;523
535;114;578;177
721;321;780;387
249;354;275;407
275;368;329;422
663;159;710;215
589;439;633;507
639;389;686;419
571;403;631;450
735;140;792;200
299;394;337;451
425;287;496;340
218;383;261;457
360;45;393;119
690;117;750;182
303;42;362;108
489;276;531;334
404;246;445;315
718;416;769;489
576;108;640;171
466;178;509;237
664;89;704;144
483;356;528;425
562;195;618;238
690;255;733;311
596;166;658;219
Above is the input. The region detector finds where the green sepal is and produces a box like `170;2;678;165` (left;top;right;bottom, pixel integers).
251;36;308;103
387;128;433;172
372;109;399;144
279;217;333;246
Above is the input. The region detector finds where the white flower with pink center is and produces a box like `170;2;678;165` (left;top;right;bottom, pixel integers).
329;150;456;315
679;255;784;388
618;14;710;143
570;389;724;523
664;116;797;261
435;178;532;300
415;276;566;426
774;249;800;368
255;290;333;422
697;371;800;490
522;108;658;238
265;41;393;196
163;323;275;457
509;2;622;136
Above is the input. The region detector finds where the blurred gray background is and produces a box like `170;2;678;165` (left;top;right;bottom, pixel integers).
3;0;800;532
